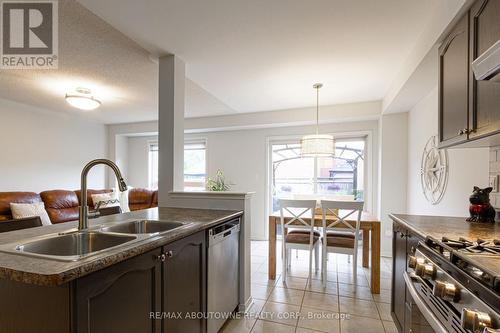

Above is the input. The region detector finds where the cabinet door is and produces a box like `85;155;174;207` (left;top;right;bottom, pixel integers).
163;231;206;333
439;13;470;148
391;226;407;332
469;0;500;140
74;249;162;333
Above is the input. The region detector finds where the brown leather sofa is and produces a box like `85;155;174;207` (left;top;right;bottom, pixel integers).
0;192;42;221
0;188;158;224
129;188;155;211
40;190;80;224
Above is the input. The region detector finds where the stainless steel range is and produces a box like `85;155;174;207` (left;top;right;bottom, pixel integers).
405;237;500;333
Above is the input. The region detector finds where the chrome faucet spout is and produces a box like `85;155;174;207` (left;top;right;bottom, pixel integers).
78;159;127;231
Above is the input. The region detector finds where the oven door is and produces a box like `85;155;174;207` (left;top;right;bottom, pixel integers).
404;272;449;333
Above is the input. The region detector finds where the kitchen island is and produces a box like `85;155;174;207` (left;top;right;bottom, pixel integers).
0;207;243;333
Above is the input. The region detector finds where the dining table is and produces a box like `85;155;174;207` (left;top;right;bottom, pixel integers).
268;210;381;294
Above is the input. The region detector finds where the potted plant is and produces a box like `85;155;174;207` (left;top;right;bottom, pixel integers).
206;169;231;191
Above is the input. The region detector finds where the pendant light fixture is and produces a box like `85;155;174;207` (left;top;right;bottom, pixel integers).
300;83;335;157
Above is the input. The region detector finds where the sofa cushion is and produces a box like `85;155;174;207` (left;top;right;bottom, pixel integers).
75;189;112;208
10;202;51;226
129;188;154;211
0;192;42;221
40;190;79;224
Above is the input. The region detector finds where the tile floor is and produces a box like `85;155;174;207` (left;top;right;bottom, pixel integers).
220;240;395;333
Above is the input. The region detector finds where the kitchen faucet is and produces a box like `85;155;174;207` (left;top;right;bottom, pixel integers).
79;159;127;231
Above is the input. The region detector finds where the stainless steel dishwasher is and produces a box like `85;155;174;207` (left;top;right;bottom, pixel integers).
207;218;240;333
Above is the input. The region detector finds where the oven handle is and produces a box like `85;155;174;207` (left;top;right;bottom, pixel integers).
403;272;449;333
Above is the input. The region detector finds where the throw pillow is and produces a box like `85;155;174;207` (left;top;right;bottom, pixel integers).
91;192;120;210
10;202;52;226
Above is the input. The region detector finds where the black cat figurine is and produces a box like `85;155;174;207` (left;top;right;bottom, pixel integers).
466;186;496;223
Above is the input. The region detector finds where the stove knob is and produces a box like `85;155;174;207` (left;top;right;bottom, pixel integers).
408;256;425;269
461;308;492;333
422;264;436;280
433;280;459;302
414;262;425;277
408;256;417;268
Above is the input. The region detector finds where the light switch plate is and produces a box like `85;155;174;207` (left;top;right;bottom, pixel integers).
489;175;499;192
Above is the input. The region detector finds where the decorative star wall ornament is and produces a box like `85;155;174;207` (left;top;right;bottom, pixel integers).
420;136;449;205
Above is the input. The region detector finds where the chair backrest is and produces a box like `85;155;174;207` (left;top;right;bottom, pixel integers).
0;216;42;233
320;200;364;232
278;199;317;232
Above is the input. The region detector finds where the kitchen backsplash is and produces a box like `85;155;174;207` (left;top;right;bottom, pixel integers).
490;146;500;213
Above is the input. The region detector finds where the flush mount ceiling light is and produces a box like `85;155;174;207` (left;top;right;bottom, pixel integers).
300;83;335;157
65;87;101;110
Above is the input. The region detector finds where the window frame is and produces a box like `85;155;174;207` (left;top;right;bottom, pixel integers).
265;131;373;238
147;140;159;190
183;138;208;191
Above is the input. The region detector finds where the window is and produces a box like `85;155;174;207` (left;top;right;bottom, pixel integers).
270;138;366;212
147;140;207;191
184;140;207;191
148;141;159;189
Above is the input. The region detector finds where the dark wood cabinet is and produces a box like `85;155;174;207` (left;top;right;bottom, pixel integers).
438;0;500;148
391;224;407;332
72;231;207;333
74;248;163;333
391;221;424;333
0;227;216;333
439;13;470;148
162;231;206;333
469;0;500;140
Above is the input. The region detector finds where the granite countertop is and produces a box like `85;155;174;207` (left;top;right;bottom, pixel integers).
389;213;500;241
0;207;242;286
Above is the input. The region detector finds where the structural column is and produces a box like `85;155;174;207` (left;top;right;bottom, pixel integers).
158;55;185;206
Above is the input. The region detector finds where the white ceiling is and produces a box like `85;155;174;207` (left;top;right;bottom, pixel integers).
0;0;234;124
0;0;439;124
79;0;437;114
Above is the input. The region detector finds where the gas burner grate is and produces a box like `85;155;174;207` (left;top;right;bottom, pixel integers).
441;237;500;254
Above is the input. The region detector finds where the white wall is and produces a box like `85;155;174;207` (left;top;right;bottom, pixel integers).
407;87;489;216
127;136;157;188
0;98;107;192
378;113;408;256
187;120;379;240
108;119;379;241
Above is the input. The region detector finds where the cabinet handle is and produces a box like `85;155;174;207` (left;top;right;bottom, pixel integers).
166;250;173;258
156;254;166;262
458;129;469;136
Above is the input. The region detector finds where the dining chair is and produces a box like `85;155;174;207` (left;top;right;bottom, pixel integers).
279;199;320;282
320;200;364;284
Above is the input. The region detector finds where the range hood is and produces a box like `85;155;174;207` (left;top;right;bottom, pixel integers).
471;39;500;82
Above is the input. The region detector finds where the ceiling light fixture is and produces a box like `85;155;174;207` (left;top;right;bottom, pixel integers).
65;87;101;110
300;83;335;157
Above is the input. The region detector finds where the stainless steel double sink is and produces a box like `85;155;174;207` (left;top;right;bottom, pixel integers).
0;220;186;261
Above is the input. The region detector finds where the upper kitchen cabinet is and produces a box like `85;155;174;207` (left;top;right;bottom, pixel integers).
469;0;500;140
439;0;500;148
439;13;470;148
